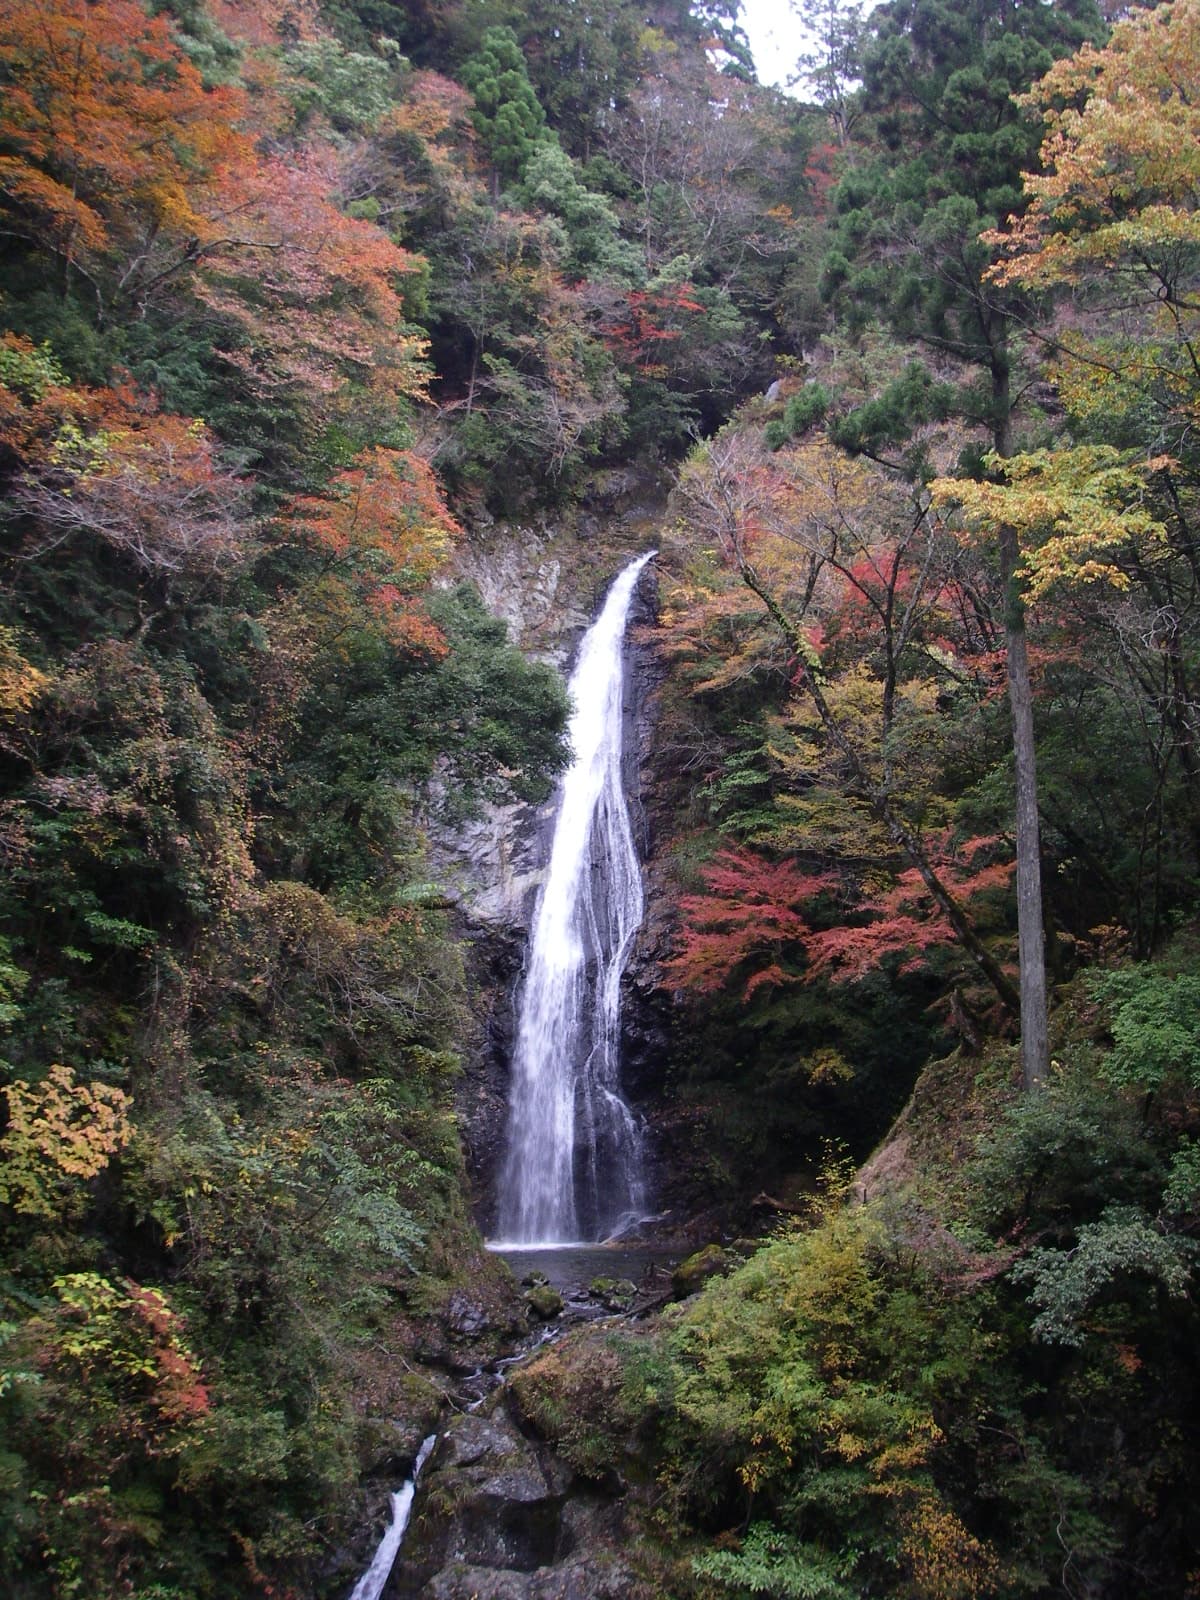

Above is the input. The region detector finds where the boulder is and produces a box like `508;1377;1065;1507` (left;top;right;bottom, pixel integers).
588;1277;638;1311
671;1244;733;1299
524;1285;564;1320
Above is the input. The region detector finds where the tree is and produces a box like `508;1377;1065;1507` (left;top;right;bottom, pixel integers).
792;0;864;145
673;426;1023;1016
461;25;554;183
819;0;1105;1086
515;0;645;160
0;1064;131;1219
290;445;458;654
662;844;832;999
0;0;252;303
11;383;251;578
517;142;642;283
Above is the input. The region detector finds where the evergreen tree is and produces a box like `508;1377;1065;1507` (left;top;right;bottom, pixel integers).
821;0;1105;1089
461;24;554;183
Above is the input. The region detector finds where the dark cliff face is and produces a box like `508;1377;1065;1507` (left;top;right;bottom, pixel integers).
619;565;672;1109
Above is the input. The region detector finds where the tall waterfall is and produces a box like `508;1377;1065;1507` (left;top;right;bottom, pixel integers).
496;552;655;1246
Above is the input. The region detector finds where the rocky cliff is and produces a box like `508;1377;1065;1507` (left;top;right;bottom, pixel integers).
427;472;674;1238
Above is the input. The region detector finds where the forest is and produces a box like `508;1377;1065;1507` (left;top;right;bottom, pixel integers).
0;0;1198;1595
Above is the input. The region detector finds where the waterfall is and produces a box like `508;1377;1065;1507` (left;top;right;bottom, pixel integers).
495;552;655;1246
347;1434;437;1600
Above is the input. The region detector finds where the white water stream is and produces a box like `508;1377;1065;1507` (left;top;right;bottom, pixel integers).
495;552;655;1245
347;1433;437;1600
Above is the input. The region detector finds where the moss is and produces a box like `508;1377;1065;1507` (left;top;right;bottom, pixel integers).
670;1244;733;1299
524;1285;564;1319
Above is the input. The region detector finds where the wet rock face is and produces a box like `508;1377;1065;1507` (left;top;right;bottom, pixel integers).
384;1400;634;1599
620;573;673;1111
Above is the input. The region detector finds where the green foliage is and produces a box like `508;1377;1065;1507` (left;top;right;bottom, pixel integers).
652;1193;1005;1598
518;143;642;284
0;937;27;1034
1090;966;1200;1092
693;1524;855;1599
969;1061;1165;1240
827;362;954;462
284;38;394;131
461;26;554;181
5;2;1200;1596
1010;1204;1194;1347
513;0;646;159
763;383;830;451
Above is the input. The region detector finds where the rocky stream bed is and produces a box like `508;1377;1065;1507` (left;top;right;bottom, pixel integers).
348;1241;729;1600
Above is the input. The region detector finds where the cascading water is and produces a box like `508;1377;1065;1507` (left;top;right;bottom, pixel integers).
347;1434;436;1600
495;552;655;1246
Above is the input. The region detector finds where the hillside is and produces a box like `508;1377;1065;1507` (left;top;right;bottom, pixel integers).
1;1;1199;1596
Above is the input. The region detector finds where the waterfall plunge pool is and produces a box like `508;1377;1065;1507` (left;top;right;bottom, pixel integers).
488;1239;679;1300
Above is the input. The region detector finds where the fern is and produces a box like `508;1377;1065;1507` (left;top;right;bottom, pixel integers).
693;1525;855;1599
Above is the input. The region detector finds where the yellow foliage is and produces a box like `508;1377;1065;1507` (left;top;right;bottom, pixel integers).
805;1046;855;1086
0;1064;132;1218
990;0;1200;290
900;1495;1000;1600
0;625;47;721
932;447;1168;602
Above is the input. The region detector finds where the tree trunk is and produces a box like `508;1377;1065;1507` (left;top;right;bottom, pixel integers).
993;344;1050;1089
998;527;1049;1087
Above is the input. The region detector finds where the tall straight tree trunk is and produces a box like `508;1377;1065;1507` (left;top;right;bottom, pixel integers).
994;346;1050;1089
999;524;1050;1087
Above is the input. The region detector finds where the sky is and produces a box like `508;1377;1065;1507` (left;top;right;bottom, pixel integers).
738;0;803;91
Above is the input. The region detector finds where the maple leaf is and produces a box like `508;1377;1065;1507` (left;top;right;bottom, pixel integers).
663;845;834;1000
805;835;1015;986
290;446;459;655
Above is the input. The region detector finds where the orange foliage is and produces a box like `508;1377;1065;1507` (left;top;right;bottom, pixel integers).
127;1284;211;1425
0;3;429;416
663;846;834;1000
386;70;475;147
806;836;1015;985
195;144;429;402
0;622;48;746
207;0;325;50
0;0;252;268
668;835;1015;1001
901;1495;999;1600
9;379;251;576
0;332;94;468
292;446;459;653
39;1270;210;1441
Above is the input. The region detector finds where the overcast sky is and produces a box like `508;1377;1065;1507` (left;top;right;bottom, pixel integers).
738;0;802;91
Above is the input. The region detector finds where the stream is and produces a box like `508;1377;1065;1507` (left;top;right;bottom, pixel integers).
347;555;666;1598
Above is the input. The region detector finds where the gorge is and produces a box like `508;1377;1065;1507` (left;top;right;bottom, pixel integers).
3;0;1200;1596
495;552;656;1247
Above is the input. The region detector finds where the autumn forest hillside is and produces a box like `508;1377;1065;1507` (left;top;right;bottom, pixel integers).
1;0;1199;1596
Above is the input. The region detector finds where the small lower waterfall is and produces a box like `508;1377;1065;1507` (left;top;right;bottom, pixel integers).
495;552;655;1245
347;1434;437;1600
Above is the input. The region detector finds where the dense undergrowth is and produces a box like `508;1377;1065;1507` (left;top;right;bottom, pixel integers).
511;957;1200;1598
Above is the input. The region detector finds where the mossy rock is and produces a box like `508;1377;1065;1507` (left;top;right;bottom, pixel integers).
524;1284;564;1319
671;1244;733;1299
589;1276;638;1310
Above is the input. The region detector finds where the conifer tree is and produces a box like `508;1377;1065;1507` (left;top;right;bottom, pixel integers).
820;0;1104;1088
461;25;554;183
